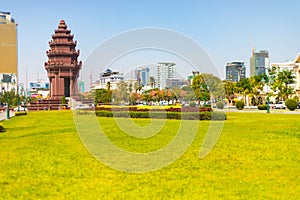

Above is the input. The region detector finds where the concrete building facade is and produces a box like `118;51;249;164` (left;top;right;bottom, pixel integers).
0;11;17;94
250;50;269;76
225;62;246;82
156;62;176;89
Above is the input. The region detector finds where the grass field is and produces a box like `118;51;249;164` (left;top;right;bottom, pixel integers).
0;111;299;199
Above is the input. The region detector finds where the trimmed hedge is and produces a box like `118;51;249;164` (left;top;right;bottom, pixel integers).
15;112;27;116
258;105;267;110
216;101;224;109
94;110;226;121
235;100;245;110
285;99;298;111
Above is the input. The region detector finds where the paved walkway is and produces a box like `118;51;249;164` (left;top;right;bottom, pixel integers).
0;110;15;121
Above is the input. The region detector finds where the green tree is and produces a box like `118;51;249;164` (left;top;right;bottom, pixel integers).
236;77;253;104
94;89;112;105
223;80;236;100
114;81;129;104
106;81;111;90
149;76;155;88
192;74;210;105
273;69;295;100
201;73;224;102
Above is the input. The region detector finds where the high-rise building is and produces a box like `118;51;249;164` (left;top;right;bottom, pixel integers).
156;62;176;89
135;67;150;87
226;62;246;82
250;50;269;76
0;11;17;93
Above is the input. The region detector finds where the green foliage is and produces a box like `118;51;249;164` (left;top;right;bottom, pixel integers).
61;96;67;105
95;110;226;121
223;80;236;100
216;101;224;109
258;105;267;110
293;96;299;101
192;74;210;102
269;67;296;100
0;123;4;132
94;88;112;105
285;99;298;111
15;112;28;116
235;100;245;110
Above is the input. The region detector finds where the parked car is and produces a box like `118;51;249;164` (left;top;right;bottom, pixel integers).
268;101;275;109
275;101;286;109
75;104;91;110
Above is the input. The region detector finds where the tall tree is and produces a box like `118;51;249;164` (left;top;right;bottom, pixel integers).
192;74;210;104
236;77;253;104
268;66;296;101
149;76;156;88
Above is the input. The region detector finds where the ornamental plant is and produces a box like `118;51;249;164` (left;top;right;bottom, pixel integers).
285;99;297;111
235;100;245;110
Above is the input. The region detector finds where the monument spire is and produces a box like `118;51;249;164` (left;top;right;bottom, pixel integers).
45;19;82;100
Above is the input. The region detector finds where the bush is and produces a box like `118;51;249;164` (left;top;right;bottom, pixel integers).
95;110;227;121
285;99;298;111
15;112;27;116
235;100;245;110
258;105;267;110
216;101;224;109
0;124;5;132
211;111;227;120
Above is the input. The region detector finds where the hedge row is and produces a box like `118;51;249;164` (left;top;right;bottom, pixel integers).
91;110;226;121
95;106;212;112
258;105;267;110
15;112;27;116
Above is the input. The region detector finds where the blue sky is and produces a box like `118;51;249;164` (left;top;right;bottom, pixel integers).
1;0;300;86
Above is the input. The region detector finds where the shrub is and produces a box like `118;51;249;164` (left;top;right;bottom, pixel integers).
0;124;5;132
15;112;27;116
61;96;67;105
95;110;227;121
211;111;227;120
216;101;224;109
285;99;298;111
258;105;267;110
235;100;245;110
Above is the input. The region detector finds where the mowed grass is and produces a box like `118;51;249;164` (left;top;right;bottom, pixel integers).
0;111;299;199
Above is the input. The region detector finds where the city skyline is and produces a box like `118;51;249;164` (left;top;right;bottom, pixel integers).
1;1;300;87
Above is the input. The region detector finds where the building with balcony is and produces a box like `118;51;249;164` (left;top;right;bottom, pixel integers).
0;11;17;93
226;62;246;82
156;62;176;89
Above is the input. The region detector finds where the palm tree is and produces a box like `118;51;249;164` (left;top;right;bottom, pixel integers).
149;76;155;88
106;81;111;90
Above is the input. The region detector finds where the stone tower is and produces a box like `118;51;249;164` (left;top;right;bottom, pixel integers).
45;20;82;100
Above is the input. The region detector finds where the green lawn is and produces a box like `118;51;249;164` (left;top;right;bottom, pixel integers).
0;111;299;199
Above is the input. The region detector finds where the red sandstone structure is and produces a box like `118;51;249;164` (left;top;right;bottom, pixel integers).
45;20;82;100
